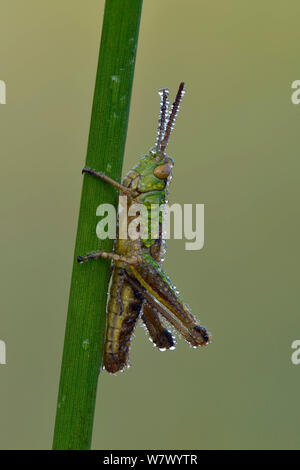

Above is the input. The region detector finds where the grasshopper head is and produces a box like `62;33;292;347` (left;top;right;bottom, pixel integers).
134;150;173;193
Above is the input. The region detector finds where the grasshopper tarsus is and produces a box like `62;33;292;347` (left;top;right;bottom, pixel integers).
82;166;91;175
82;166;105;180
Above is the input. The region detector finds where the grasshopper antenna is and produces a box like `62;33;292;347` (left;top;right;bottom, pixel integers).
160;82;185;154
156;88;170;152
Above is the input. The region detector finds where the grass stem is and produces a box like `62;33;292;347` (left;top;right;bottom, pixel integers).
52;0;143;450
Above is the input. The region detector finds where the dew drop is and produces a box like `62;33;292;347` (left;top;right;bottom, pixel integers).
158;87;169;96
111;75;120;83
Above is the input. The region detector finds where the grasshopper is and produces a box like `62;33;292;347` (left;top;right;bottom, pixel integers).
78;83;210;373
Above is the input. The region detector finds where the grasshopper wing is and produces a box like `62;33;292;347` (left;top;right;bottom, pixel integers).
141;302;175;350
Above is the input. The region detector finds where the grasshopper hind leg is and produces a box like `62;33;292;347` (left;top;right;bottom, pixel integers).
126;271;210;348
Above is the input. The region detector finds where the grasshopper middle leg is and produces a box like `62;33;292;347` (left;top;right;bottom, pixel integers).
77;251;141;265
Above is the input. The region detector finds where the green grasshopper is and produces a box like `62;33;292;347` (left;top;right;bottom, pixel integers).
78;83;210;373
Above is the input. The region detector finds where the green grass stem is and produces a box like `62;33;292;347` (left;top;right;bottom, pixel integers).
53;0;143;450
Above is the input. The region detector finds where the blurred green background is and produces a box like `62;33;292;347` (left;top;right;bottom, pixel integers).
0;0;299;450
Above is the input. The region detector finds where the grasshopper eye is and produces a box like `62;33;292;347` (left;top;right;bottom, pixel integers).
153;163;172;179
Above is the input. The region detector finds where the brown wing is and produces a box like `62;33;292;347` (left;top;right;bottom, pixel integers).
141;302;175;350
140;223;175;349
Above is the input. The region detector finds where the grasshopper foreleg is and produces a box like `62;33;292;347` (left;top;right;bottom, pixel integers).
82;166;136;197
